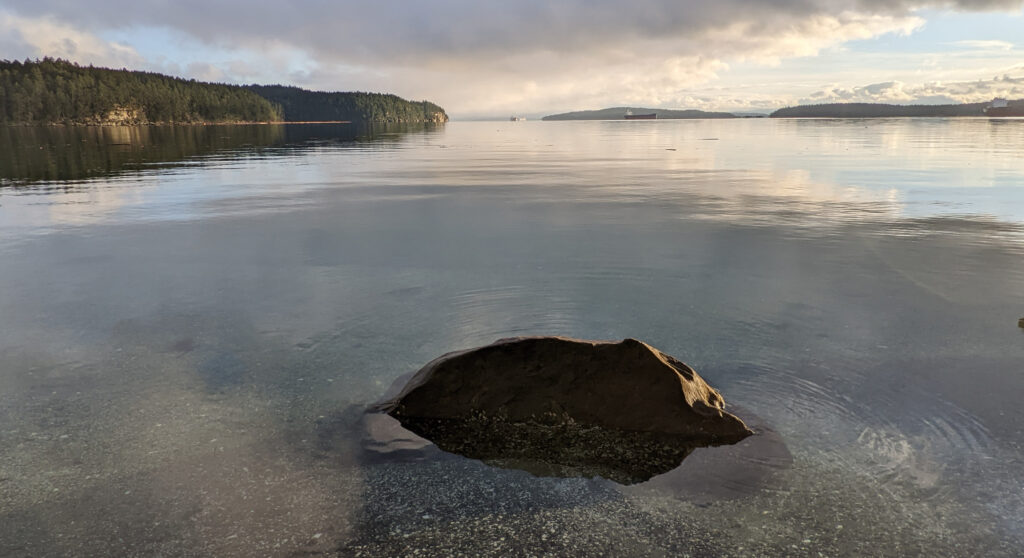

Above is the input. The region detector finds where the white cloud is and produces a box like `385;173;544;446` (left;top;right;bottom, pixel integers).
954;39;1015;50
287;10;926;116
184;61;225;83
0;11;143;68
802;73;1024;105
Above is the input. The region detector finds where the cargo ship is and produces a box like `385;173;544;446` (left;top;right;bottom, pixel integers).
624;110;657;120
985;98;1024;117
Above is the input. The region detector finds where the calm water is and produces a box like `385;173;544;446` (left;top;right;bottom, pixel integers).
1;119;1023;557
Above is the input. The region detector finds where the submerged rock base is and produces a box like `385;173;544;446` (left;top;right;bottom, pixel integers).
394;413;702;484
377;336;753;483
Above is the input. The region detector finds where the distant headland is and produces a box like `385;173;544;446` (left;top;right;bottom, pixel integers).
769;100;1024;118
542;107;741;121
540;99;1024;121
0;58;448;126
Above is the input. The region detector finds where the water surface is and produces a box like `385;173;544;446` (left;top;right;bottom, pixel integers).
1;119;1023;556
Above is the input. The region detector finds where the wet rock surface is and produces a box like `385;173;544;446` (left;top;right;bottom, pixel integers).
374;336;753;483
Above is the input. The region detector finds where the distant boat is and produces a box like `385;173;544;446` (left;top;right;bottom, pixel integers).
624;111;656;120
510;116;526;121
985;98;1024;117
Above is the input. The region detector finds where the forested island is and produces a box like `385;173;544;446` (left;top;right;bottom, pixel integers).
0;58;448;125
769;101;1019;118
542;107;737;120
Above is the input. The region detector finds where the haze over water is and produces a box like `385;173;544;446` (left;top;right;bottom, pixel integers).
2;119;1023;556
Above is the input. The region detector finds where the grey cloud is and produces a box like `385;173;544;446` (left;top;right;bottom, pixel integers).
0;24;29;57
2;0;1021;65
3;0;1021;116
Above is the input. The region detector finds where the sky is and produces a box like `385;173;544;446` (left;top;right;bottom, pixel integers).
1;1;1023;118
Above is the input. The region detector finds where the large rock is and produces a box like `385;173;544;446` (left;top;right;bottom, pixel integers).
374;337;753;483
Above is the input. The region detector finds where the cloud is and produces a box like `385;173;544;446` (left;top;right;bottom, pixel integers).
0;2;930;66
802;73;1024;105
184;61;225;83
953;39;1015;50
0;11;143;68
2;1;1018;63
254;8;930;115
1;1;1023;115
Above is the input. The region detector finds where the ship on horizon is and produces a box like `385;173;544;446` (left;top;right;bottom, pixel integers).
624;109;657;120
985;98;1024;117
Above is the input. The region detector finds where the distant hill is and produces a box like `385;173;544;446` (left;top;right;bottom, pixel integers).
768;101;1011;118
542;107;736;121
247;85;447;124
0;58;448;125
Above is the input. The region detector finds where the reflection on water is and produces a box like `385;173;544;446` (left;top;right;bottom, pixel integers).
0;122;441;185
1;120;1024;556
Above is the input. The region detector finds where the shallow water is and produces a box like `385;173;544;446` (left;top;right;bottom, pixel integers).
1;119;1023;556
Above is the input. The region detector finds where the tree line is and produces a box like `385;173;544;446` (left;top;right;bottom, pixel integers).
0;58;282;124
769;102;988;118
248;85;448;123
0;58;448;125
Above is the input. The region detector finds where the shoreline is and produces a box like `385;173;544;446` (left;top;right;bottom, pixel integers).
1;120;354;127
1;119;451;127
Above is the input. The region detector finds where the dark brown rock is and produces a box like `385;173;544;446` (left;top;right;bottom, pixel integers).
1019;317;1024;329
375;336;753;483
